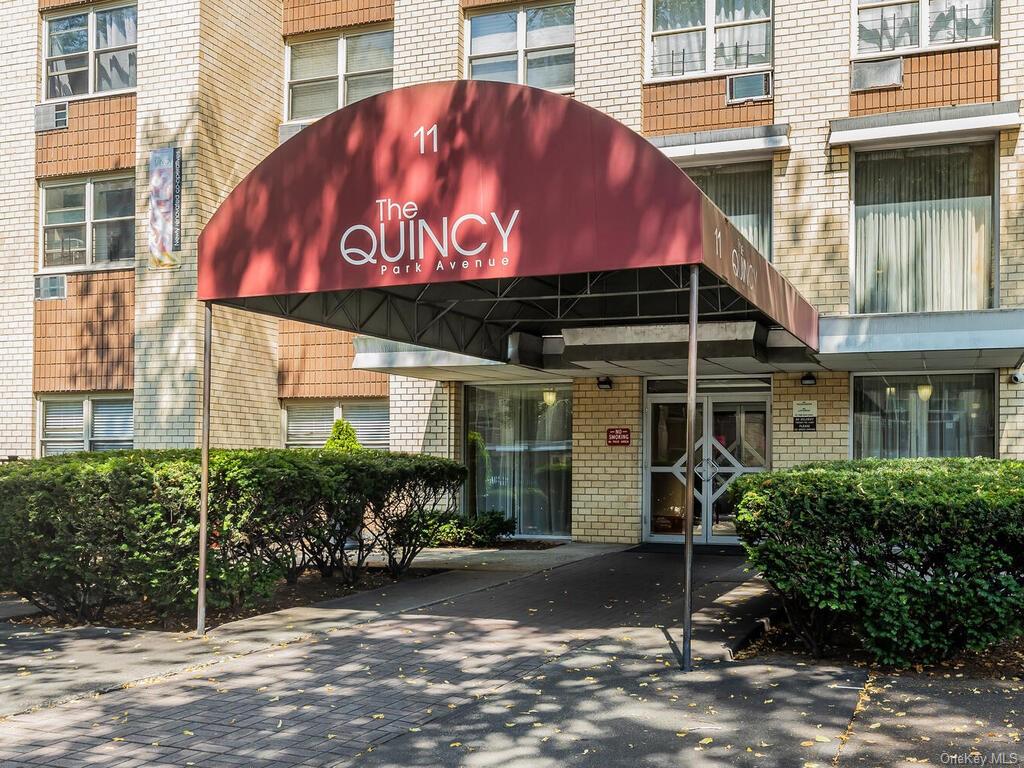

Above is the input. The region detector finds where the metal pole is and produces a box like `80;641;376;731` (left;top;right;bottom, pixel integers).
682;265;699;672
197;301;212;637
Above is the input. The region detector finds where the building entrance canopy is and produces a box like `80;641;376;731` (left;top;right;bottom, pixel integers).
198;81;819;363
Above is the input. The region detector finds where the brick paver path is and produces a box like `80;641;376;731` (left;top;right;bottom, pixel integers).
0;553;747;767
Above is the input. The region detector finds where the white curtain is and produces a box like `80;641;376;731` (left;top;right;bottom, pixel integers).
688;162;772;259
854;143;993;314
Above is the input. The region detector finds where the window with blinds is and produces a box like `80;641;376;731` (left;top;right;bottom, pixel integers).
285;402;336;447
39;396;134;455
41;401;85;455
345;401;390;450
284;400;390;450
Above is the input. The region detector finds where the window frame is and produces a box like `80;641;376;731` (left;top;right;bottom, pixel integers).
850;0;999;61
37;393;134;457
281;398;391;450
847;135;1000;316
644;0;774;83
464;1;577;95
848;370;999;459
38;172;136;273
283;24;395;124
42;1;138;103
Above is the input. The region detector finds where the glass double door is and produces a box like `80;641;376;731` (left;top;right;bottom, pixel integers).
645;393;770;544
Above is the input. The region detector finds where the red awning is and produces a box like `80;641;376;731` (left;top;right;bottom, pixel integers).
198;80;818;351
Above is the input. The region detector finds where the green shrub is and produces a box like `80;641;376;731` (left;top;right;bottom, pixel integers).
734;458;1024;665
0;448;466;624
431;510;515;547
324;419;362;453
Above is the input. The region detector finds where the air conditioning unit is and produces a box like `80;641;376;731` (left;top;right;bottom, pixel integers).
726;72;772;104
34;102;68;132
34;274;67;300
851;57;904;92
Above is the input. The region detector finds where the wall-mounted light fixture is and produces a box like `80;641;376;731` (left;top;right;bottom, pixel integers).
542;388;558;407
800;372;817;386
596;376;613;390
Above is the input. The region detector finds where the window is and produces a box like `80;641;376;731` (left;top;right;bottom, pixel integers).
649;0;772;79
39;396;133;456
467;3;575;92
855;0;995;55
283;399;391;449
687;161;772;258
853;142;993;315
45;5;137;99
41;175;135;269
464;383;572;537
853;373;995;458
286;28;394;122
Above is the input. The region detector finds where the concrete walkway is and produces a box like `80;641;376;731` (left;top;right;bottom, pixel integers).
0;548;787;766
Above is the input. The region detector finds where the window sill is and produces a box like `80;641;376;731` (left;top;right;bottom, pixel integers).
851;38;998;63
643;67;772;87
37;262;136;276
40;88;137;107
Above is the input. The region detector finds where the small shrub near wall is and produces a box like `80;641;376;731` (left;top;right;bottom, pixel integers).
0;449;466;624
733;459;1024;666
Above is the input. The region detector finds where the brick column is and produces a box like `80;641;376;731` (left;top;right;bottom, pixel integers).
393;0;462;87
571;377;643;544
574;0;644;132
388;375;461;459
772;372;850;468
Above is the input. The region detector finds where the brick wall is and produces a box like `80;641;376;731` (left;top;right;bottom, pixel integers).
393;0;461;86
850;47;999;116
388;375;460;458
574;0;643;131
999;370;1024;459
642;77;774;135
0;0;38;456
36;94;136;178
34;270;134;393
772;0;850;314
571;376;642;544
772;372;849;468
283;0;392;36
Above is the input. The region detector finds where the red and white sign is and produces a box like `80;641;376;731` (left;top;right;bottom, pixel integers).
606;428;631;447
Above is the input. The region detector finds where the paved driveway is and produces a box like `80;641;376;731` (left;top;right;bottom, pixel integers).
2;549;1012;767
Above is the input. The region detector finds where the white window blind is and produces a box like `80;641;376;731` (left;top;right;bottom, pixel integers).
42;401;85;455
285;402;335;447
344;401;390;450
91;399;133;450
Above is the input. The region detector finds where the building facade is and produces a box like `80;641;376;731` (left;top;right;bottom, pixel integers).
3;0;1024;545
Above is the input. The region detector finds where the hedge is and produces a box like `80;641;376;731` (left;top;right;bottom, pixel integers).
0;449;466;624
733;458;1024;665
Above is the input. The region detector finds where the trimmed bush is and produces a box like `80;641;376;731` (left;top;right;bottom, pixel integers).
0;448;465;624
734;458;1024;665
431;510;516;547
324;419;363;453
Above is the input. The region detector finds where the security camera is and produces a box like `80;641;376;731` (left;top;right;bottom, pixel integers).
1011;371;1024;385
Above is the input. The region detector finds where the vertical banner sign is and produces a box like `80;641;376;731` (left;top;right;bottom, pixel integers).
148;147;181;268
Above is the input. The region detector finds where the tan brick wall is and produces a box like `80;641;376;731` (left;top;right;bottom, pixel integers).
771;0;850;313
575;0;643;131
33;269;134;393
642;77;774;136
999;370;1024;459
772;372;849;468
393;0;461;86
0;0;38;456
850;46;999;116
999;129;1024;308
388;375;460;458
283;0;393;36
279;321;389;399
36;94;136;178
571;376;642;544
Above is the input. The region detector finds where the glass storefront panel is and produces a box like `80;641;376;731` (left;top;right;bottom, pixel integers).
853;373;995;458
465;383;572;536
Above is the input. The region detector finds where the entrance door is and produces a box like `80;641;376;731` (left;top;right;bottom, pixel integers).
645;392;770;544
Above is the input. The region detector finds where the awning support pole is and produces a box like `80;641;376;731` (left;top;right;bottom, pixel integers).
682;265;699;672
197;301;212;637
